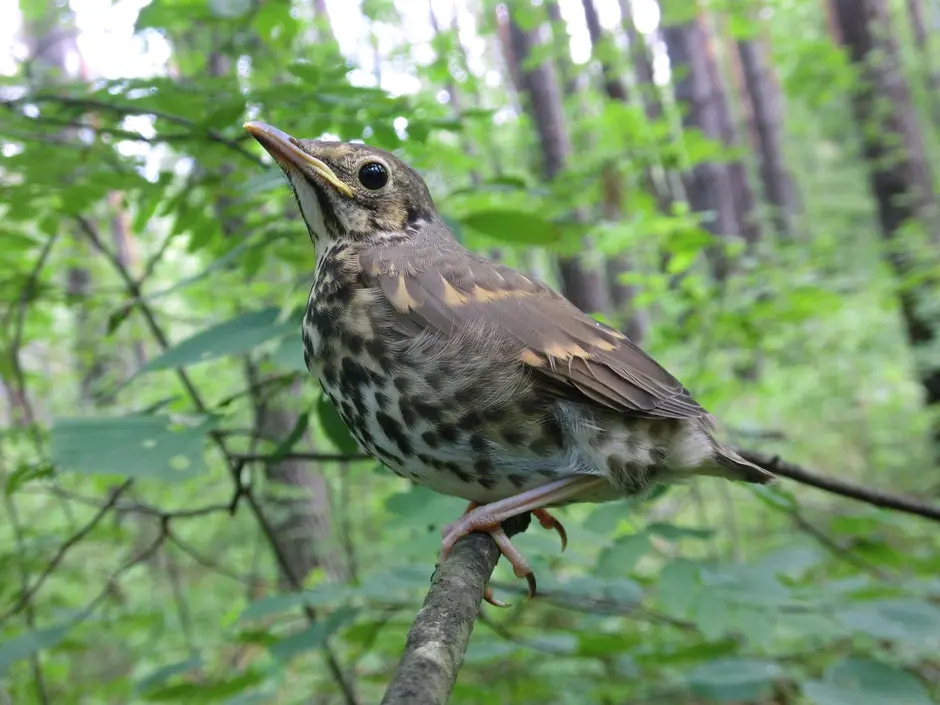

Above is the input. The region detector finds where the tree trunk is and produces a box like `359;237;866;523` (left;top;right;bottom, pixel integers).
195;28;344;585
736;34;799;239
701;15;762;246
828;0;940;432
906;0;940;122
503;3;609;315
580;0;649;342
661;14;738;280
248;372;348;586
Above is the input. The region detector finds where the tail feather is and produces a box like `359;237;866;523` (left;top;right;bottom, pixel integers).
701;445;777;485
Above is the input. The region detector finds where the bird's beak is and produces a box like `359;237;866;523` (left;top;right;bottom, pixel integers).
243;121;354;198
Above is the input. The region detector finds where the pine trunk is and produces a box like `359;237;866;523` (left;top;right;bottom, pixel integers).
828;0;940;433
504;5;609;314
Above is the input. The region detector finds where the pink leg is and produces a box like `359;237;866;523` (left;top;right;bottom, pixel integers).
440;476;605;599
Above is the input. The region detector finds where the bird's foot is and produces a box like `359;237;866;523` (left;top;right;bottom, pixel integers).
439;478;602;606
440;511;537;604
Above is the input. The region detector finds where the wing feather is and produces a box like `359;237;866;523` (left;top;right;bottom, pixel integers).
360;246;706;420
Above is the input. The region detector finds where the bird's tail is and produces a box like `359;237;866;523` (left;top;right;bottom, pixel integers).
700;444;777;485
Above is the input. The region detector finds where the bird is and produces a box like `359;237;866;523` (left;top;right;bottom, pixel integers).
243;121;776;603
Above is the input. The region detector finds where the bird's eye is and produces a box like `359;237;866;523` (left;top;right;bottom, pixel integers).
358;162;388;190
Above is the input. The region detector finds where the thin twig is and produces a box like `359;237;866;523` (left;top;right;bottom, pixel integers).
4;232;59;431
168;533;272;589
738;448;940;523
3;95;263;167
78;215;359;705
381;513;530;705
0;481;133;624
0;466;50;704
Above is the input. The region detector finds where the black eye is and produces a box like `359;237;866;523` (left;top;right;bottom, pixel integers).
358;162;388;190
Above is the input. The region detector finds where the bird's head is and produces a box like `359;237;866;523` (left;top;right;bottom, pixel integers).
244;121;437;246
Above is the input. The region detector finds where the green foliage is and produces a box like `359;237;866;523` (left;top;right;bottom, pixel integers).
50;415;214;480
139;308;299;374
1;0;939;703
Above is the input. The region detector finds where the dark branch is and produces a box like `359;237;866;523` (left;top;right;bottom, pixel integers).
0;480;133;624
77;215;359;705
738;448;940;523
381;514;530;705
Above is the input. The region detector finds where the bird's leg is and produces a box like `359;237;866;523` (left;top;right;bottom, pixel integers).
462;501;566;551
440;476;605;599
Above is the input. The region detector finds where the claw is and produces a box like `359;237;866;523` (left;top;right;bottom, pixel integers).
483;586;511;608
438;477;606;603
533;508;567;552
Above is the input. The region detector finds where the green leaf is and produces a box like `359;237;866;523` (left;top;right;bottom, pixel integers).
384;484;459;528
268;337;308;372
269;606;358;661
140;308;298;373
836;599;940;643
658;559;701;616
687;658;782;702
142;670;265;702
647;523;714;541
460;209;561;244
317;394;359;454
803;658;933;705
596;533;650;577
0;624;70;676
51;415;214;480
692;591;730;641
134;658;204;697
269;411;309;462
4;461;55;496
240;168;286;195
583;500;630;534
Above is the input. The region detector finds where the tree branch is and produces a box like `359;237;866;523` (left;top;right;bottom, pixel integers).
381;513;530;705
77;215;359;705
738;448;940;522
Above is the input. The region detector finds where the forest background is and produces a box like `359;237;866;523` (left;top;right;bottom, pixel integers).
2;0;940;703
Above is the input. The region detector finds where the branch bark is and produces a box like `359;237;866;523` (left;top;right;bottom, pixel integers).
381;514;530;705
738;448;940;522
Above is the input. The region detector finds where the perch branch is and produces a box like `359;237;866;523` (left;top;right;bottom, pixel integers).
381;513;530;705
738;448;940;523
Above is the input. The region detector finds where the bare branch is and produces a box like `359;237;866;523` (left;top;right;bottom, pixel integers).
738;448;940;522
0;480;133;624
2;95;264;167
77;215;359;705
381;514;530;705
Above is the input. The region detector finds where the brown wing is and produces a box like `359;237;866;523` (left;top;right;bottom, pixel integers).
360;244;706;420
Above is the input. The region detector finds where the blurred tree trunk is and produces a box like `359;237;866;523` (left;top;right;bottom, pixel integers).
827;0;940;434
247;370;348;585
503;3;609;314
580;0;648;342
22;5;105;406
701;15;762;246
736;33;799;239
193;28;346;586
906;0;940;123
661;12;738;280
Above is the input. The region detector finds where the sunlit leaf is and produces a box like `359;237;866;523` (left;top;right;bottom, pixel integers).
51;415;214;480
687;658;782;702
595;533;650;577
139;308;299;373
460;209;561;244
269;607;359;661
316;394;359;454
0;624;70;676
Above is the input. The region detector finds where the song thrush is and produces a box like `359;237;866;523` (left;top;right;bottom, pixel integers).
244;121;776;602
